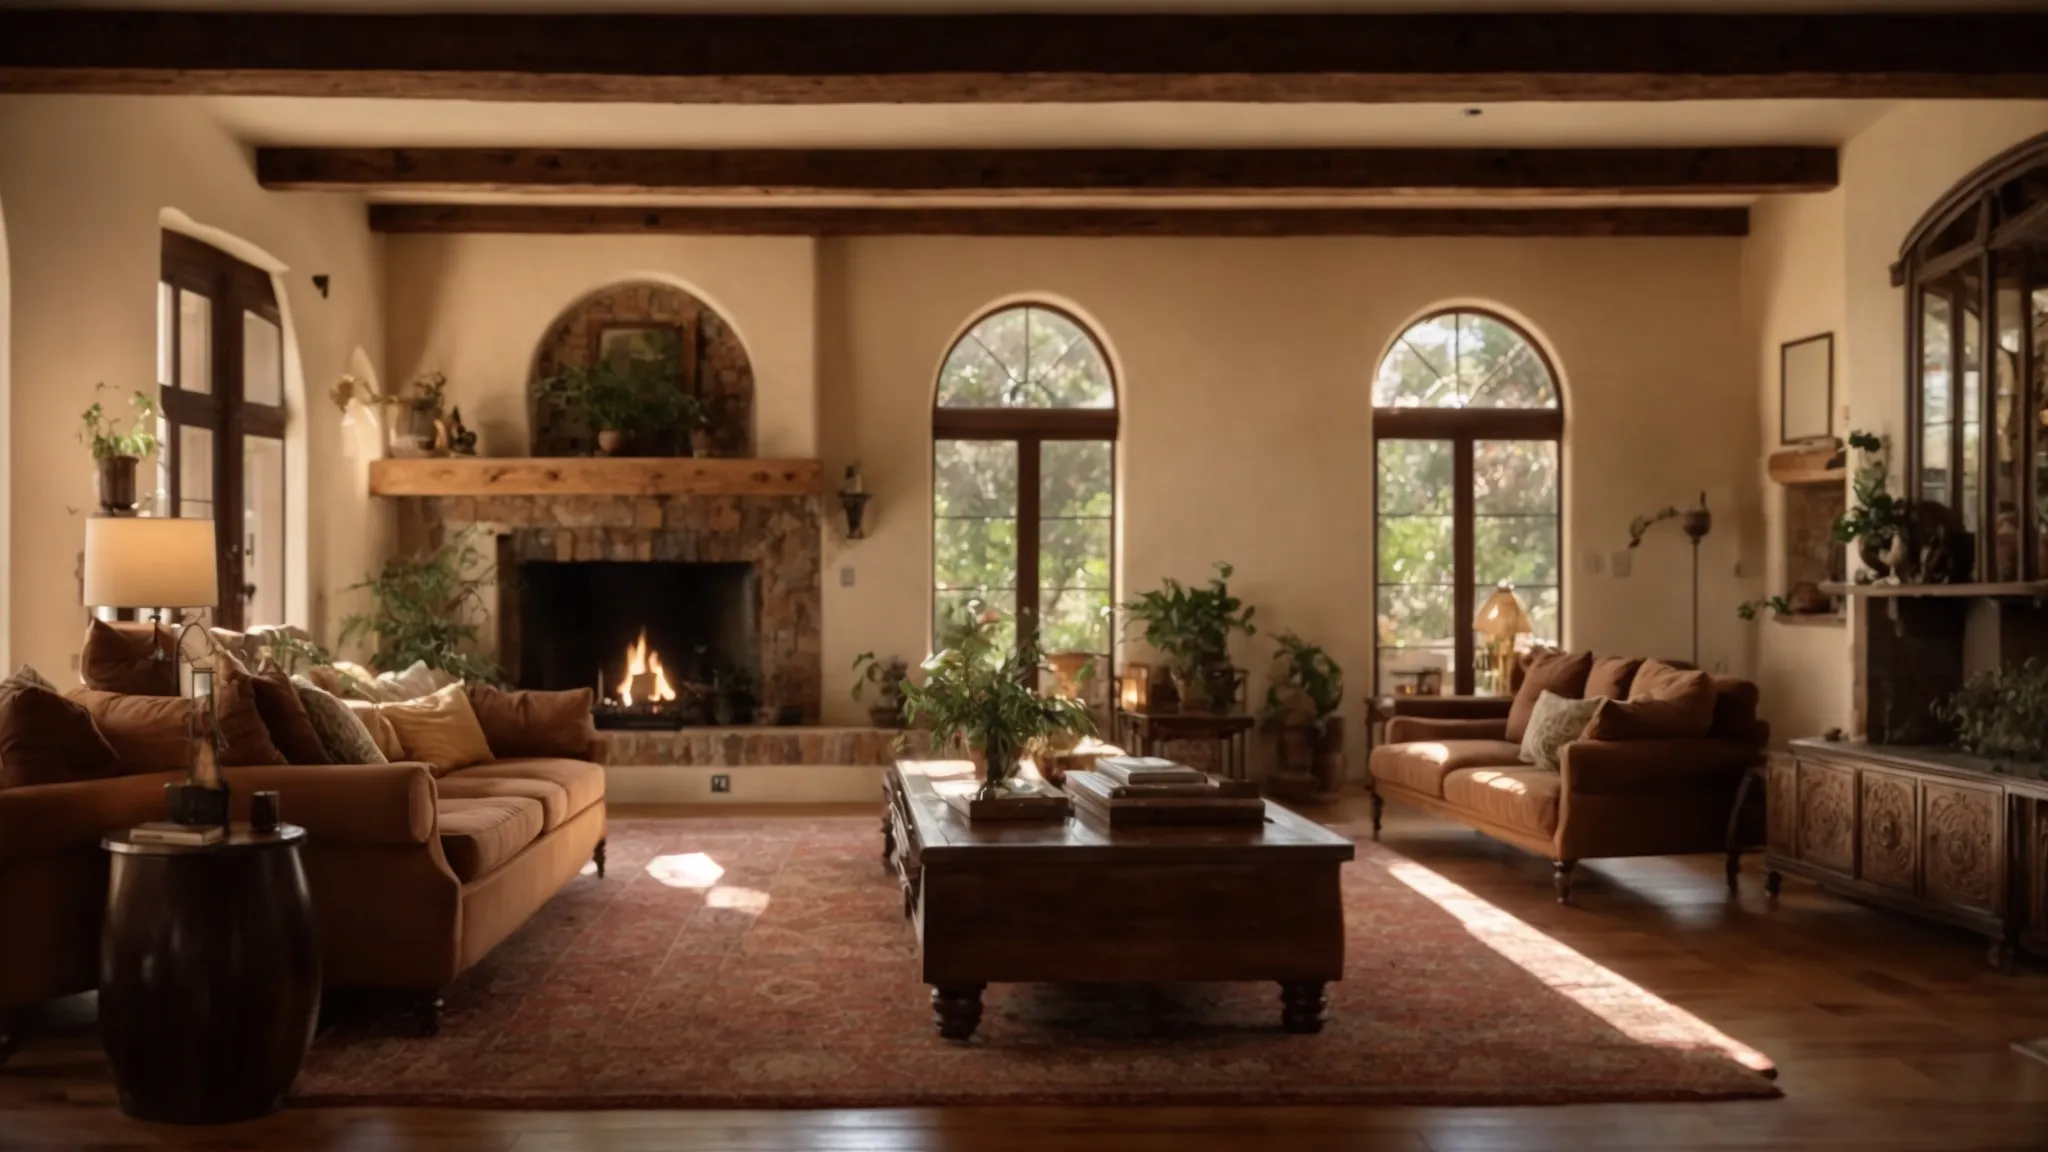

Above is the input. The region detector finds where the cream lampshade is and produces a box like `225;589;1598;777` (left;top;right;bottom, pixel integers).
82;517;219;610
1473;581;1532;696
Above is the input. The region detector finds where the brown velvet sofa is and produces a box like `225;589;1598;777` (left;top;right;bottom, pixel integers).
1366;660;1767;904
0;687;606;1058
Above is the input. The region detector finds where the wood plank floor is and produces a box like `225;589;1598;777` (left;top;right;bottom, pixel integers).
4;798;2048;1151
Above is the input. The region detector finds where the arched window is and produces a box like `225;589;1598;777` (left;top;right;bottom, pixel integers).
1373;308;1563;696
932;303;1118;666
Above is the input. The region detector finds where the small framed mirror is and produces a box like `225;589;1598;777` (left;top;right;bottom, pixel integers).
1780;333;1834;445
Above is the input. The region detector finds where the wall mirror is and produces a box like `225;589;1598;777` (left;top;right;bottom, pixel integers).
1780;333;1834;445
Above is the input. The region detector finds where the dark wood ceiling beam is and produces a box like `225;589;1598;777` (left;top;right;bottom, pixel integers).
365;204;1750;239
1;11;2045;103
263;148;1834;197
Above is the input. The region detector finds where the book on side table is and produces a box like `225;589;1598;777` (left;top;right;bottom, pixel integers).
128;822;227;847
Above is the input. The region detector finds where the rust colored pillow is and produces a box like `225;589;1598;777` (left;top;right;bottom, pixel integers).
1585;656;1644;702
251;665;332;765
468;684;598;760
0;683;123;789
1505;649;1593;743
210;653;288;767
67;689;196;774
80;619;178;697
1585;658;1717;741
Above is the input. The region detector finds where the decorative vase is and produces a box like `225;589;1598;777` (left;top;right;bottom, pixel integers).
974;735;1023;797
868;704;904;729
596;429;625;456
96;454;140;516
1170;668;1213;713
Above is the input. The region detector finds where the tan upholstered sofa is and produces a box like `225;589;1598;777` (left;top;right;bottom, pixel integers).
0;668;606;1057
1366;653;1767;903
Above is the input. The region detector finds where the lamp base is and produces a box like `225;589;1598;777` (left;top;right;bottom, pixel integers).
166;781;231;828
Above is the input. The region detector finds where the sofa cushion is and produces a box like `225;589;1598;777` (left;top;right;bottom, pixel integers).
1585;656;1644;702
1708;676;1762;740
378;683;494;775
0;682;124;789
1506;650;1593;743
346;700;406;762
290;677;389;764
1443;767;1562;836
1369;739;1523;799
1587;658;1716;741
436;796;544;882
251;665;331;765
1517;690;1605;771
469;684;598;760
440;757;603;831
211;653;287;768
67;689;196;774
80;619;178;697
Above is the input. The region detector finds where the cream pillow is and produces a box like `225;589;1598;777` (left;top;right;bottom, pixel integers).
377;682;494;775
343;699;406;762
1517;690;1606;771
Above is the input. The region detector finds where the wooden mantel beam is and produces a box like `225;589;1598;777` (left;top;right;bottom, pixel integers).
264;147;1835;198
1;11;2044;103
366;204;1752;239
369;457;823;499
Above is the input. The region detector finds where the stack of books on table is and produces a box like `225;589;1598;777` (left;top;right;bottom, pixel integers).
1067;757;1266;826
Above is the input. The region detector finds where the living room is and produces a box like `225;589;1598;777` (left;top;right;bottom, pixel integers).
3;5;2048;1150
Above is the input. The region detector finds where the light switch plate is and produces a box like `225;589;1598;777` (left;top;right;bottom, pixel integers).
1611;549;1634;579
839;566;856;587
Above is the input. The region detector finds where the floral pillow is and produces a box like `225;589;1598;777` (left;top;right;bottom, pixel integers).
1517;690;1606;771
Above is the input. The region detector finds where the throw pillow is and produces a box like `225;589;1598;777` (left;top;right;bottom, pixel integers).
0;682;123;789
345;700;406;761
378;682;494;774
291;677;389;765
4;664;59;693
67;689;196;774
468;684;598;760
380;661;457;702
1585;658;1717;741
1585;655;1644;702
79;619;178;697
250;664;332;765
209;652;287;767
1517;690;1606;771
1505;649;1594;744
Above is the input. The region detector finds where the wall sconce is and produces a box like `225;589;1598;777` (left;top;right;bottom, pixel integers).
839;463;872;540
1119;662;1151;713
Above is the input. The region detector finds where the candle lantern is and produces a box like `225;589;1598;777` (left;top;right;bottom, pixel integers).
1119;662;1152;713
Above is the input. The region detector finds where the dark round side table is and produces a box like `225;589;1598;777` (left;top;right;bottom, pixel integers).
100;824;320;1124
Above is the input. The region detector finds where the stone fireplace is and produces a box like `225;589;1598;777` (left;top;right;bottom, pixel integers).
518;559;761;717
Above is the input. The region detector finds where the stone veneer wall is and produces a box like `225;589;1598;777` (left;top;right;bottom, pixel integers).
410;494;821;720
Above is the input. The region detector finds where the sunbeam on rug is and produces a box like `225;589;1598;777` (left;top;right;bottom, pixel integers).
293;816;1779;1109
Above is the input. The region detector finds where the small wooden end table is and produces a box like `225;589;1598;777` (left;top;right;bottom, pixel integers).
1114;710;1256;779
100;824;320;1124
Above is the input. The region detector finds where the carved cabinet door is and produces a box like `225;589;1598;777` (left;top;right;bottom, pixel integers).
1857;768;1919;894
1796;760;1856;876
1767;756;1799;859
1921;779;2003;916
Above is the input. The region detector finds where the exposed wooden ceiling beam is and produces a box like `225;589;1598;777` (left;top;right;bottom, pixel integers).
264;148;1834;198
365;204;1750;239
1;10;2044;103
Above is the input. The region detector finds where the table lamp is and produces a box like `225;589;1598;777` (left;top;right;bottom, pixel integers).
83;517;227;825
1473;581;1532;697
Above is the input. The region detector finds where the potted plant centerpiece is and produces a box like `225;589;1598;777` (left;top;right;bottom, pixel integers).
852;651;911;727
78;384;158;515
1123;562;1257;713
899;636;1095;801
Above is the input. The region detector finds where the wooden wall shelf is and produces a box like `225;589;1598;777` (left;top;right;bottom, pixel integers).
1819;580;2048;600
1774;613;1846;627
369;457;823;498
1766;443;1846;487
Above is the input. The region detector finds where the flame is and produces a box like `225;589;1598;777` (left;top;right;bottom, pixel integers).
615;628;675;706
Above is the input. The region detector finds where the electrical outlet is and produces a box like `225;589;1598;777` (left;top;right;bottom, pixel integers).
1611;550;1634;579
840;565;856;587
710;773;731;794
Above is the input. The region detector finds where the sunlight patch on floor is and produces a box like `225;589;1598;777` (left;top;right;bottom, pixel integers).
645;851;726;889
706;885;771;914
1382;856;1775;1075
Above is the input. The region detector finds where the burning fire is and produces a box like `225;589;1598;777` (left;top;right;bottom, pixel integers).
615;628;676;707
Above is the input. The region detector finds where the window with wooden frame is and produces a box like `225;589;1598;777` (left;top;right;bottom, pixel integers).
156;232;289;630
931;304;1119;673
1372;308;1563;696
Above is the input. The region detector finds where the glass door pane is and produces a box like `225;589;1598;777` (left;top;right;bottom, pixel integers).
243;435;285;627
934;439;1018;654
178;290;212;394
1922;290;1953;508
1995;255;2026;581
178;425;214;520
242;311;284;406
1474;439;1560;694
1037;440;1113;664
1961;279;1983;534
1377;439;1455;695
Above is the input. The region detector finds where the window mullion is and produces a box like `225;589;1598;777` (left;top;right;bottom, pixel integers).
1453;436;1477;696
1018;435;1042;652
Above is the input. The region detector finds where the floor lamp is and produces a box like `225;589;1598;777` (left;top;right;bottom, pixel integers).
1680;495;1714;667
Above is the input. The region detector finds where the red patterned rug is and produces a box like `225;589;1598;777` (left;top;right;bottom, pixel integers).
293;816;1779;1109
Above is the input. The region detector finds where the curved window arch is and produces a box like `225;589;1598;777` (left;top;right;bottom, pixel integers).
1372;308;1563;696
932;303;1119;670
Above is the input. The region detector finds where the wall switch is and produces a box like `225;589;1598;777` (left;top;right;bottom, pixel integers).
1611;550;1634;579
710;774;731;794
1583;549;1606;576
839;566;856;587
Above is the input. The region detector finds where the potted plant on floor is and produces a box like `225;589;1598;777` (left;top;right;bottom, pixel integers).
900;638;1095;799
852;651;911;727
1122;562;1257;713
1261;632;1345;801
78;384;158;515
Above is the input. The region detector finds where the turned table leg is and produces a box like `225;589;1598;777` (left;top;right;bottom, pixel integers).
592;838;607;879
1370;793;1384;841
931;984;984;1041
1279;981;1328;1034
1553;859;1578;905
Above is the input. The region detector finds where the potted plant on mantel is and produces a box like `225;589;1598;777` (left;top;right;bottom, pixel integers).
1122;562;1258;713
852;651;911;727
899;638;1095;802
1261;632;1345;800
541;359;715;458
78;384;159;515
1833;429;1908;580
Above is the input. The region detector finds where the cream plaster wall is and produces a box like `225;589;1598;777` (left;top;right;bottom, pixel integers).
0;95;387;681
380;234;818;460
1741;189;1852;741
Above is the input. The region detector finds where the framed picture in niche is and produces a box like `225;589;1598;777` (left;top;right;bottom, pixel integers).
593;323;693;386
1779;332;1834;445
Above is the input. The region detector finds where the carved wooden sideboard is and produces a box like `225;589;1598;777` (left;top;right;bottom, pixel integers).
1769;738;2048;967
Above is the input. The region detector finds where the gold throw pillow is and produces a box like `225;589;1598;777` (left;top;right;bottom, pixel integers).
377;682;494;775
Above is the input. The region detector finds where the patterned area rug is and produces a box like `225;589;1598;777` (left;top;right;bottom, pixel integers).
293;816;1779;1108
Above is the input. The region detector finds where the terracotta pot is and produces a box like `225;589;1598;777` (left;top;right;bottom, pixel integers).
867;704;904;729
596;429;625;456
1170;668;1214;712
97;454;140;515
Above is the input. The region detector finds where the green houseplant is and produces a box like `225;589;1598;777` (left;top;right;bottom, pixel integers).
1935;659;2048;762
78;384;158;513
1122;562;1257;712
339;530;500;683
1262;632;1345;797
899;639;1095;797
1833;429;1907;578
852;651;911;727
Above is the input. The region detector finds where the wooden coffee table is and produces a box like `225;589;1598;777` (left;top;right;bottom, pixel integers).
882;761;1354;1040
